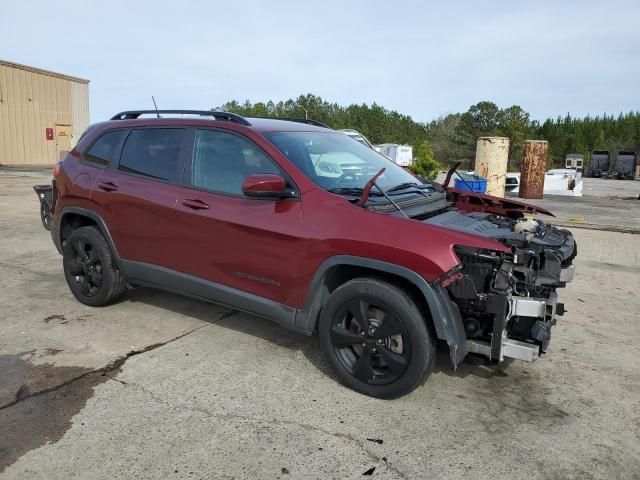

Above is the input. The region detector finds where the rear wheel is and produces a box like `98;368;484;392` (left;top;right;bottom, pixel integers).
319;278;435;399
62;226;126;306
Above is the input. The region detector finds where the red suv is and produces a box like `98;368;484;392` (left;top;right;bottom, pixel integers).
35;110;576;398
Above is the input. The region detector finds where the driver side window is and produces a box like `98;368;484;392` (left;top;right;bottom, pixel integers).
191;130;281;195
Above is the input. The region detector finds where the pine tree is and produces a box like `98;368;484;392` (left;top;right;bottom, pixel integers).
409;141;441;180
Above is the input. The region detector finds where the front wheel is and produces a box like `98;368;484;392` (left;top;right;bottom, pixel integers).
319;278;435;399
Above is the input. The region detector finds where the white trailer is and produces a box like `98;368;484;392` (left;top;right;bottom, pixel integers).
376;144;413;166
506;169;583;197
565;153;584;172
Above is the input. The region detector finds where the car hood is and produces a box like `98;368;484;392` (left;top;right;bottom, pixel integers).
445;187;554;218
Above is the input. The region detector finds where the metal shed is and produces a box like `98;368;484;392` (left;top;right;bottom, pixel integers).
0;60;89;165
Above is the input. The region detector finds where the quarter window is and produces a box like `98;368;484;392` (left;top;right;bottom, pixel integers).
191;130;281;195
85;130;126;166
119;129;185;182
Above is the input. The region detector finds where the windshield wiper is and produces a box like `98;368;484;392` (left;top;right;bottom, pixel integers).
354;168;410;218
386;182;420;193
327;187;383;196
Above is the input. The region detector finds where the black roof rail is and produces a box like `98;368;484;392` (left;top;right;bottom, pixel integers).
110;110;251;126
249;116;331;129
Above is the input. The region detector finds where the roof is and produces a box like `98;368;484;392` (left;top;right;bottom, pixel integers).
101;114;332;133
0;59;90;84
244;117;329;132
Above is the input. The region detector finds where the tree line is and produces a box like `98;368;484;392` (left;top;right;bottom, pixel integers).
216;94;640;171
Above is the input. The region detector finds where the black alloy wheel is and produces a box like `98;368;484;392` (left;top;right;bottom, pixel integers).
62;226;126;306
330;298;410;386
66;237;103;297
319;278;435;399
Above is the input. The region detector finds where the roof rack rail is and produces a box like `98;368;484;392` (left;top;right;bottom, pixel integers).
250;116;331;129
110;110;251;126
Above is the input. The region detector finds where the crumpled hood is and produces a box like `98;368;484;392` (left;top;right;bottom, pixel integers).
446;188;554;218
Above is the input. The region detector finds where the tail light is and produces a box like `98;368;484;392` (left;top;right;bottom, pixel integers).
52;161;62;177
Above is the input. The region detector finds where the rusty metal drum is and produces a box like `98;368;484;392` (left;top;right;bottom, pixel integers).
519;140;549;199
474;137;510;198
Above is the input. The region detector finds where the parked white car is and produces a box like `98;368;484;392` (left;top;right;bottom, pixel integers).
339;129;376;150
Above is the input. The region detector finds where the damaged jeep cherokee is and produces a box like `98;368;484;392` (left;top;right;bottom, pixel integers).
34;110;576;398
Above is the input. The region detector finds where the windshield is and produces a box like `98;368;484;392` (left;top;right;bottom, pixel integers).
264;131;419;191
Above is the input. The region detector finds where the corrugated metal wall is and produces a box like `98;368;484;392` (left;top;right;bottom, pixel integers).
0;61;90;165
71;82;90;145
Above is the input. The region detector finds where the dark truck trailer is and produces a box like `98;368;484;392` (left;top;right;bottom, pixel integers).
589;150;610;177
612;151;637;179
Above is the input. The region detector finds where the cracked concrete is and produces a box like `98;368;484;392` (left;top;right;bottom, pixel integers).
0;324;211;472
0;324;208;412
1;168;640;479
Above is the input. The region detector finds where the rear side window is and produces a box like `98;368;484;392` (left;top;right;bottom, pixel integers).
85;130;126;166
119;129;185;182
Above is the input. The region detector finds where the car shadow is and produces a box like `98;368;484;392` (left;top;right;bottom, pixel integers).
121;287;338;380
122;287;509;386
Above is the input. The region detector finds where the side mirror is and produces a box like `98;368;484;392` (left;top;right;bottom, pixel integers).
242;174;296;199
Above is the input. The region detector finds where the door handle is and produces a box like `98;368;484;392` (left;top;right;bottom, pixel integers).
182;199;210;210
97;181;118;192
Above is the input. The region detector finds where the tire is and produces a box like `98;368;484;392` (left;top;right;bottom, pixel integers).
319;278;435;399
62;226;126;307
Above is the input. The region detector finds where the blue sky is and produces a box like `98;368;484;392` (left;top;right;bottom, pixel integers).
2;0;639;123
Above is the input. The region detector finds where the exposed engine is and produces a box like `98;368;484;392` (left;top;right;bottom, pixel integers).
425;210;577;362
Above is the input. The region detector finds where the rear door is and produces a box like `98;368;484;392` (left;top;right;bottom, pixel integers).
172;128;304;307
91;127;190;273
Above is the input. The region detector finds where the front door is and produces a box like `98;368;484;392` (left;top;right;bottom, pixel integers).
173;128;304;307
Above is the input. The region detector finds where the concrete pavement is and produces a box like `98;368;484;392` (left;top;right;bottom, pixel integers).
1;168;639;479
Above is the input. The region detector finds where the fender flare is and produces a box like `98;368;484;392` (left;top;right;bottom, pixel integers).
294;255;468;366
54;207;123;270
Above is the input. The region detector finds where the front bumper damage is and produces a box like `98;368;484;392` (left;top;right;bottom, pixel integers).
462;262;574;363
434;213;577;365
466;288;570;362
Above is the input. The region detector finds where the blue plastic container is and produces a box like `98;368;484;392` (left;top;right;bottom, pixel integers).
454;177;487;193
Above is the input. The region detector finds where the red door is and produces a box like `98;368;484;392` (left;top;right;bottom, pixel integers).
91;169;184;270
172;129;305;306
90;127;188;271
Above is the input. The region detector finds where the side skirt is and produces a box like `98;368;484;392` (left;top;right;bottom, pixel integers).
121;260;306;334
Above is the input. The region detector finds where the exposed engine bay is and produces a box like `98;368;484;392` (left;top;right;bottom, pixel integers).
427;211;576;362
363;176;577;363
